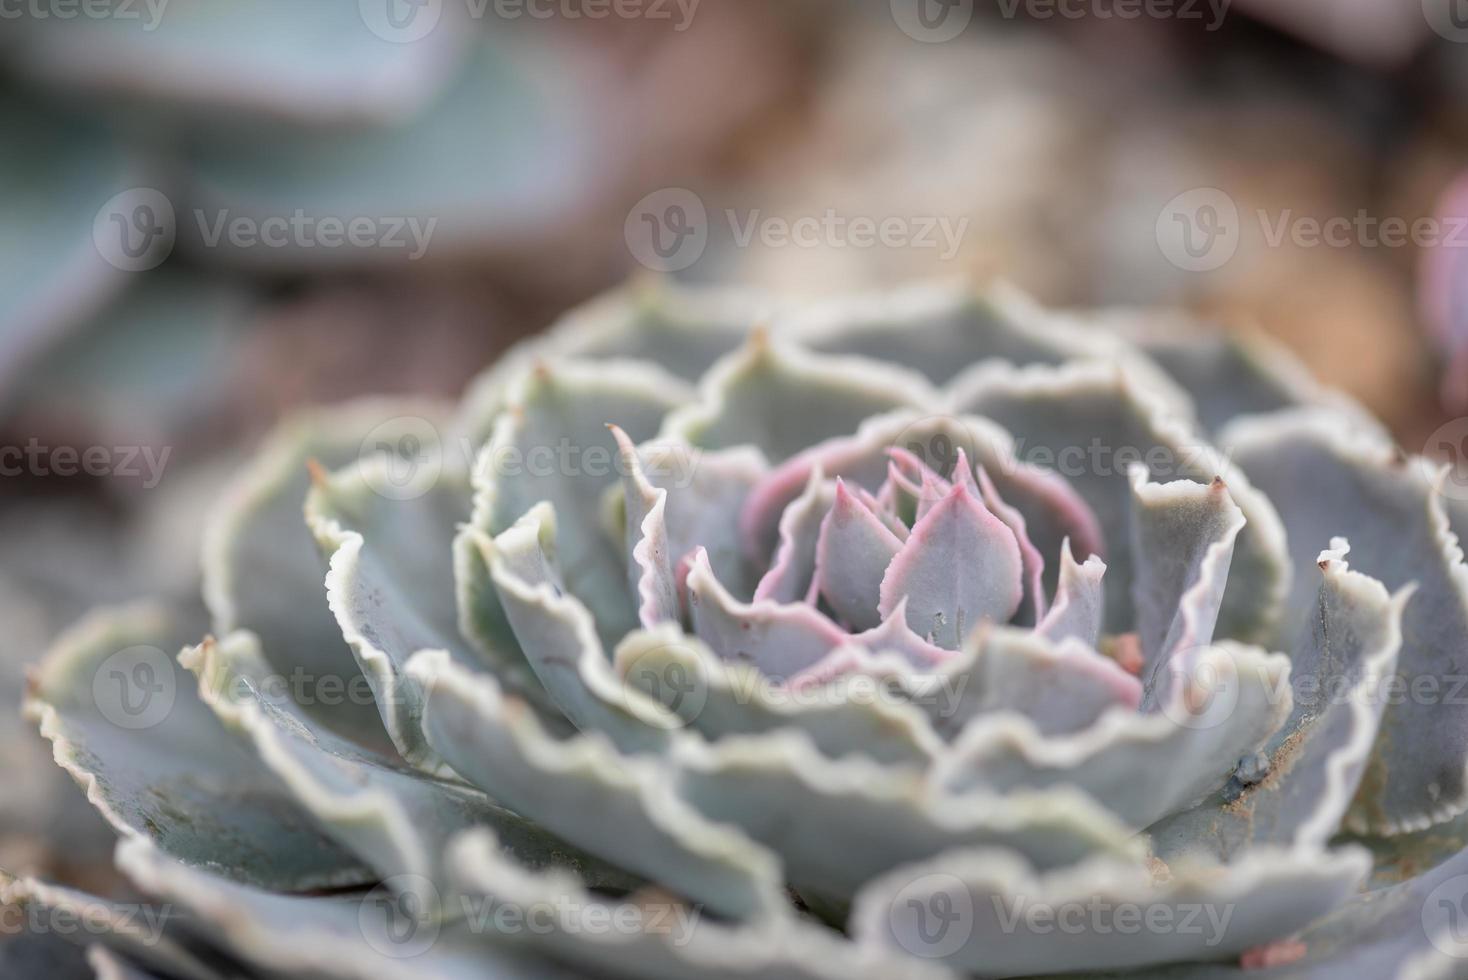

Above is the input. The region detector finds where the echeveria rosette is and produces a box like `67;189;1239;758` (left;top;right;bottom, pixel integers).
14;279;1468;979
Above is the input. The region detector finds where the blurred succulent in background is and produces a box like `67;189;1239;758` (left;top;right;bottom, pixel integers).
7;279;1468;978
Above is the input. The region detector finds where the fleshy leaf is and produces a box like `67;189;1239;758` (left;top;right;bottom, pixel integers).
24;603;368;891
307;454;476;769
615;626;941;768
5;0;472;124
936;643;1293;830
407;650;785;922
852;845;1369;977
845;599;953;669
484;503;675;752
457;280;770;445
877;483;1023;649
976;464;1047;625
914;627;1143;740
113;837;574;980
813;480;904;630
662;334;934;464
611;425;680;628
791;281;1146;386
739;410;1101;587
1149;543;1409;860
0;871;222;980
753;468;833;604
686;549;848;682
447;829;956;980
1129;467;1246;709
1096;843;1468;978
1035;542;1107;648
185;34;596;267
952;361;1288;643
203;401;445;745
668;731;1143;905
182;632;619;894
1224;408;1468;834
471;358;692;649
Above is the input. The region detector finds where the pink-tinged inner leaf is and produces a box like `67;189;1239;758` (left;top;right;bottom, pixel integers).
813;479;904;631
877;483;1024;649
685;548;848;681
976;463;1047;626
849;597;953;669
949;448;980;496
1035;538;1107;649
752;467;830;605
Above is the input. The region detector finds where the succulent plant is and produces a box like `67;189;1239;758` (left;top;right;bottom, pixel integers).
11;279;1468;979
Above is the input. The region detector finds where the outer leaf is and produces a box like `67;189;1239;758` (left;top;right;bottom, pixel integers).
483;503;676;752
951;360;1289;643
1149;543;1409;860
183;632;617;895
936;643;1293;830
307;453;476;768
1092;843;1468;978
790;281;1159;387
471;358;692;649
0;871;223;980
407;650;786;922
446;829;958;980
113;837;576;980
615;626;942;768
5;0;472;124
662;334;935;464
915;627;1142;740
24;603;367;891
668;731;1143;905
1128;468;1246;709
1224;408;1468;834
852;844;1369;977
203;400;445;744
611;425;679;628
